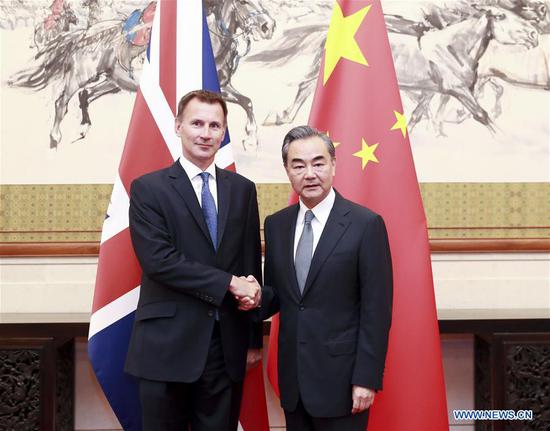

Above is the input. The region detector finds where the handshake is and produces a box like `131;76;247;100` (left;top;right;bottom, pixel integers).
229;275;261;311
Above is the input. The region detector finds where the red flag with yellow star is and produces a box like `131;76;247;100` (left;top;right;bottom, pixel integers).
267;0;448;429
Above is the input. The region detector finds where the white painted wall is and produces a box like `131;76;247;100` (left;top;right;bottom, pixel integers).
1;253;548;429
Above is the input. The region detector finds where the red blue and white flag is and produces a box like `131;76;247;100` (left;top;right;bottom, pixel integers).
88;1;269;429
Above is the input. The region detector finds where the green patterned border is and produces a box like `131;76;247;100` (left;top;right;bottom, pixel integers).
0;183;548;242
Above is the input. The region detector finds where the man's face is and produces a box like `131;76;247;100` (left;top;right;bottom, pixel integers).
285;136;335;208
175;98;226;170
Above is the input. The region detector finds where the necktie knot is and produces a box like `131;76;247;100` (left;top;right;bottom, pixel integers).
199;172;210;184
304;210;314;225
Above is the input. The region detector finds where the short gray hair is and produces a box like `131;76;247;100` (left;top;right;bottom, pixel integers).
282;125;336;166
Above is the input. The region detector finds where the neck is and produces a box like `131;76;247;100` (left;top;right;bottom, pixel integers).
182;154;214;172
301;190;331;209
460;14;493;65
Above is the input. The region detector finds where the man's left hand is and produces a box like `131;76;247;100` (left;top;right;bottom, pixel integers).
351;385;375;414
246;348;262;371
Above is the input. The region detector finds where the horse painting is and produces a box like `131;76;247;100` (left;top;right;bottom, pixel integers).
7;0;274;150
207;0;276;150
394;7;539;132
8;2;156;149
257;0;547;133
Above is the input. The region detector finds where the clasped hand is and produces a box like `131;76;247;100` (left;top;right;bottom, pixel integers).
229;275;261;310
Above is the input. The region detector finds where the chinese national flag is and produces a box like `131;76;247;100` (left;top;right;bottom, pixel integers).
267;0;449;429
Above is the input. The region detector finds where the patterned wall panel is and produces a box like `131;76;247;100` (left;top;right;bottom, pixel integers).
1;183;549;242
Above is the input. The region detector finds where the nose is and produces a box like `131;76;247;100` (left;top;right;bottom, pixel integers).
304;165;316;177
199;126;212;140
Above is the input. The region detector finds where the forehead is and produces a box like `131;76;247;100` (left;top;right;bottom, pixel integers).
288;136;330;159
181;98;224;121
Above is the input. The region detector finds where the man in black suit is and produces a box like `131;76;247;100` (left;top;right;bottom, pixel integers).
253;125;393;430
125;90;262;431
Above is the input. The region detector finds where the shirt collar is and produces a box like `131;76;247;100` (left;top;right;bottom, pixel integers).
179;157;217;181
297;188;335;225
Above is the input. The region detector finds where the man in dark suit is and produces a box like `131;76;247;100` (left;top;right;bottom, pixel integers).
125;89;262;431
255;125;393;431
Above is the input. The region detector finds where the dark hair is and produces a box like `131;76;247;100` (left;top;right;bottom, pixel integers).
176;89;228;123
282;125;336;165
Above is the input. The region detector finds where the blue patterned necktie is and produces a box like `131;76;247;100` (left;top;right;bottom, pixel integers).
199;172;217;250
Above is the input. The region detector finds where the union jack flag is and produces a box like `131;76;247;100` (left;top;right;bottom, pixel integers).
88;1;268;429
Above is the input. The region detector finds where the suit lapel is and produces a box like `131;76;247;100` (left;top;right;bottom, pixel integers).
168;161;213;248
215;167;231;250
301;194;351;299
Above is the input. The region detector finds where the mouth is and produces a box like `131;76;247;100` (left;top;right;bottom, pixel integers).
195;143;213;149
303;184;320;191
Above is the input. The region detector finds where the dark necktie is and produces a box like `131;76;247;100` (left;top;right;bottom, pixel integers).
295;210;314;294
199;172;217;250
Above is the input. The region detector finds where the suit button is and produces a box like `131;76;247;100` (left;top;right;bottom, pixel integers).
299;305;305;311
208;310;214;317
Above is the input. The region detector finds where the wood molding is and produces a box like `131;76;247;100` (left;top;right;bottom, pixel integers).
430;238;550;252
1;238;549;257
0;242;100;257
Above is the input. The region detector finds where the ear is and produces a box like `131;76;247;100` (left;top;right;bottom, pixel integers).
482;7;507;21
174;118;181;136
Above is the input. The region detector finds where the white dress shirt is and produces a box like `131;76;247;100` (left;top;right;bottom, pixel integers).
179;157;218;211
293;188;336;260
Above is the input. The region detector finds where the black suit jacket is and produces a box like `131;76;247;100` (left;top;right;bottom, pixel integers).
262;191;393;417
125;161;262;383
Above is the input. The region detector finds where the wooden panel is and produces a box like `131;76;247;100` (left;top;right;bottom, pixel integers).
1;238;549;257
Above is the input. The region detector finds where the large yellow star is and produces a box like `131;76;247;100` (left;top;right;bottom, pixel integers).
323;2;371;85
353;139;379;170
391;111;408;138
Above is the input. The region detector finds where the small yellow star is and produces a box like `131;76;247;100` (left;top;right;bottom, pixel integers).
391;111;408;138
353;139;379;170
323;2;371;85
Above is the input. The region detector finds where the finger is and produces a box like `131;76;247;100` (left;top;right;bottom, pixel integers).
246;275;256;282
353;400;364;414
239;302;253;311
352;397;360;414
237;296;253;305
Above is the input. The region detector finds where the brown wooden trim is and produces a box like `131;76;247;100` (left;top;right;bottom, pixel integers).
0;242;100;257
1;238;549;257
430;238;550;252
429;226;550;230
0;230;102;234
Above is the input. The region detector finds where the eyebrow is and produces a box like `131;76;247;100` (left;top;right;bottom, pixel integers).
189;118;222;125
290;155;326;163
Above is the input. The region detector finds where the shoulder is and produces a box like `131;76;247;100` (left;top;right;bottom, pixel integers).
218;168;256;190
265;204;298;226
130;165;174;198
337;195;384;225
132;165;172;186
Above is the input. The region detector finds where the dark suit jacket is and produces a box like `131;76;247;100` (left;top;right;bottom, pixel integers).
262;191;393;417
125;160;262;383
